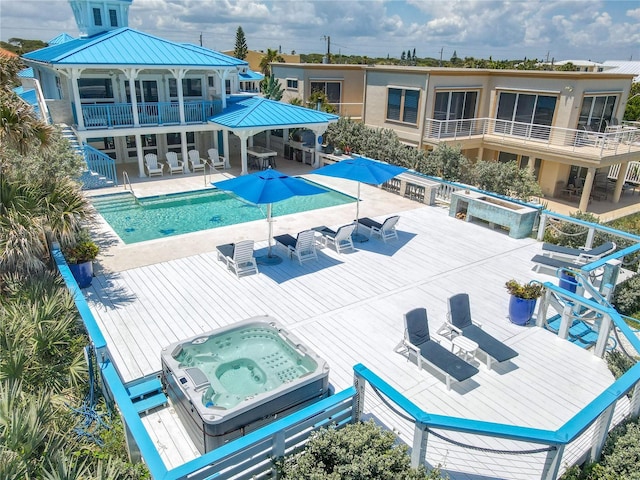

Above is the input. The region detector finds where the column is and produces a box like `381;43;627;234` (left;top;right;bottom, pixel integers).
578;167;596;212
70;68;85;130
612;161;629;203
135;134;145;177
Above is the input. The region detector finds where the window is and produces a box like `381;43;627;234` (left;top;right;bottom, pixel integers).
434;90;478;135
166;132;195;154
225;80;231;95
578;95;617;132
109;9;118;27
286;79;298;90
495;92;557;139
78;78;113;100
93;7;102;26
386;88;420;125
169;78;203;98
125;80;159;103
310;80;341;107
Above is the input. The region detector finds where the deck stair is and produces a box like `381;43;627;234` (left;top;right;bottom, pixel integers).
125;377;167;415
61;125;116;189
544;314;599;348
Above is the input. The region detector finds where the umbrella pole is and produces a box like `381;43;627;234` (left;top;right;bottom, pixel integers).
257;203;282;265
353;181;368;243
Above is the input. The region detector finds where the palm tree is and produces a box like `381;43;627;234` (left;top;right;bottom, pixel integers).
259;48;284;77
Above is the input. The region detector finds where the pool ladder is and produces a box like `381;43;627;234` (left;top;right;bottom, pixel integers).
123;171;135;196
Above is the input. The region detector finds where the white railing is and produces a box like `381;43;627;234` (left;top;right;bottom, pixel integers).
422;118;640;158
608;161;640;185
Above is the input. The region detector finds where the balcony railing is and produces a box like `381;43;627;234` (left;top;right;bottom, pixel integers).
423;118;640;159
76;100;223;129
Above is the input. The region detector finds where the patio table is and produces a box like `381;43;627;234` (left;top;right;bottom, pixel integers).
247;146;277;170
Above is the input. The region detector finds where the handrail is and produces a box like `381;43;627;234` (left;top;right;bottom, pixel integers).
122;171;134;196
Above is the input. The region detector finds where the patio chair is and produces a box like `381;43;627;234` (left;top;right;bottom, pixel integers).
165;152;184;175
314;223;356;254
394;307;478;390
273;229;318;265
444;293;519;369
541;241;616;263
216;240;258;278
357;215;399;242
144;153;164;177
208;148;227;169
187;150;207;173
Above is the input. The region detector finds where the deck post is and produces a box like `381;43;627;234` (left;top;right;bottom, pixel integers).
352;372;366;422
558;304;573;340
541;444;564;480
410;421;428;468
537;213;547;241
273;430;286;459
588;403;615;462
593;313;612;358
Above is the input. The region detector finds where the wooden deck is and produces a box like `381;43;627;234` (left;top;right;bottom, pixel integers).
85;203;627;479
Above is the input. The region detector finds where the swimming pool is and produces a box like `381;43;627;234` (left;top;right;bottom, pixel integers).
92;180;354;244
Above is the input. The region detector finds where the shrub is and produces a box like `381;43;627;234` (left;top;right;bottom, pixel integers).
505;279;544;299
612;273;640;318
274;420;446;479
605;351;636;380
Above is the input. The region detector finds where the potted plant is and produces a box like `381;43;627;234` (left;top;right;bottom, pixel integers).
558;269;578;293
505;279;544;326
63;231;99;288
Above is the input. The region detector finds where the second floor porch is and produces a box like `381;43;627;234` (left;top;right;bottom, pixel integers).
422;118;640;164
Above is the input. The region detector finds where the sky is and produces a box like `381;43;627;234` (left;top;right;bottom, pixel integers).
1;0;639;62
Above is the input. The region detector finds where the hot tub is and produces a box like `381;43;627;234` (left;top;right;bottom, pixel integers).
161;316;330;453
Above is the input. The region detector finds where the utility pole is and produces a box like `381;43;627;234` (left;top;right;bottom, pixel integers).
323;35;331;64
199;32;203;47
439;47;443;67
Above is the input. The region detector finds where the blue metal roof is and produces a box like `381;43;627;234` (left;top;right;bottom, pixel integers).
23;28;248;67
13;87;40;116
239;70;264;81
209;97;339;129
17;67;34;78
48;33;75;45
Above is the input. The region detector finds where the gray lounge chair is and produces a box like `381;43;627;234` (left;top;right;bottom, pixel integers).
541;241;615;262
531;254;582;273
445;294;518;370
274;229;317;264
314;223;356;254
357;215;399;242
395;307;478;390
216;240;258;278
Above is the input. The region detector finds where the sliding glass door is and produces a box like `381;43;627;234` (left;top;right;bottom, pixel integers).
434;90;478;135
496;92;557;140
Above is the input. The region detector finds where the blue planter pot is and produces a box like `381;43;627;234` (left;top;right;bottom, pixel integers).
68;261;94;288
559;272;578;293
508;295;537;326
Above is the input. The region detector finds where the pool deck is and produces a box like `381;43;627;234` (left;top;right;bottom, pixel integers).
83;163;632;479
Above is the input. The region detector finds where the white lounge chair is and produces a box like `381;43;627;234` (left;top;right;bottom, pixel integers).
216;240;258;278
144;153;164;177
315;223;356;254
208;148;227;169
273;229;318;264
187;150;207;173
165;152;184;175
357;215;399;242
395;307;479;390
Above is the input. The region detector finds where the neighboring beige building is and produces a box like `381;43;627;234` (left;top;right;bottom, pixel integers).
272;63;639;211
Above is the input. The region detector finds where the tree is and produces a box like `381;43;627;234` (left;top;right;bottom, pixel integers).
261;75;284;101
233;26;248;60
259;48;285;77
401;51;406;61
624;82;640;122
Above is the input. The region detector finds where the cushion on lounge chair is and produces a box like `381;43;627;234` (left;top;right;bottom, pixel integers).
447;293;518;367
541;241;615;260
216;240;258;278
531;254;580;271
274;230;317;264
358;215;399;242
416;340;479;383
314;223;355;253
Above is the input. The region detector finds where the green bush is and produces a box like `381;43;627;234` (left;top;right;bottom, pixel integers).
274;420;446;479
612;273;640;318
605;351;636;380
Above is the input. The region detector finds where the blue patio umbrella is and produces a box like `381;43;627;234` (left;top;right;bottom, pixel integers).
212;168;328;264
313;156;407;241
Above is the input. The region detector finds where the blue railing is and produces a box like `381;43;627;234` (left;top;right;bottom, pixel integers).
78;100;223;129
83;144;118;186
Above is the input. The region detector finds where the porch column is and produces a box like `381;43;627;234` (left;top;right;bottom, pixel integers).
612;161;629;203
311;126;328;168
135;134;145;177
69;68;85;130
169;68;187;124
236;131;250;175
222;131;231;168
217;70;231;109
180;131;189;173
578;167;596;212
124;68;140;126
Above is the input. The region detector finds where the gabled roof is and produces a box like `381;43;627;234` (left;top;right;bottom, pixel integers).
23;28;247;68
48;33;75;45
209;97;338;130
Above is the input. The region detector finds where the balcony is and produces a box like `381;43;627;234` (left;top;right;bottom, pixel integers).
422;118;640;163
75;100;223;130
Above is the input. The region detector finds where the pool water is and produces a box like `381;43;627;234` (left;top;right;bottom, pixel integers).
92;181;354;244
